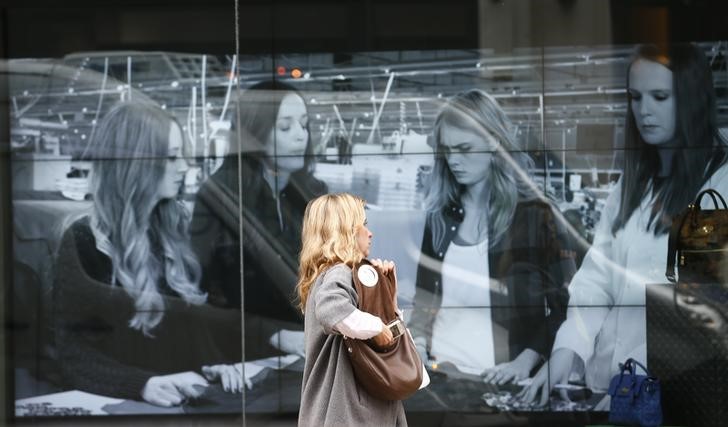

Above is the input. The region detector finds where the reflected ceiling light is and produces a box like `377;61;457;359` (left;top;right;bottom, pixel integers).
315;114;321;119
67;88;74;94
303;72;311;79
23;90;29;96
171;81;179;88
476;62;482;68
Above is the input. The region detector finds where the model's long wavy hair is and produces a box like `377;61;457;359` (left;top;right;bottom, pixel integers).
425;89;536;249
296;193;367;312
613;43;728;235
89;102;205;335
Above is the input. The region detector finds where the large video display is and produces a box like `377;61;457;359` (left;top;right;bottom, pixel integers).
8;43;728;423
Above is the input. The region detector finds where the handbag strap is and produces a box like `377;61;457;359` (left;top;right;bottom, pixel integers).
694;188;728;210
666;210;691;283
626;358;654;378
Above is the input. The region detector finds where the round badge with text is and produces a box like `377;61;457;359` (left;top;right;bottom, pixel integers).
357;265;379;287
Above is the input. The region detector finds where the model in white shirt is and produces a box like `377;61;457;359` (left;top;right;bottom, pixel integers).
520;43;728;406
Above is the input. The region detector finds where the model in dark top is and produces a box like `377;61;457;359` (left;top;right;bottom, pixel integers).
410;89;575;384
53;102;239;407
190;80;327;361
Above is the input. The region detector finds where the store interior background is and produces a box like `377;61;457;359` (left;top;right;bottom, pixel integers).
4;0;728;426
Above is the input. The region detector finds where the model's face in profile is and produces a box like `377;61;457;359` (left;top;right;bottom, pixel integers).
157;123;189;200
439;122;497;186
629;58;676;146
356;218;372;258
266;93;308;172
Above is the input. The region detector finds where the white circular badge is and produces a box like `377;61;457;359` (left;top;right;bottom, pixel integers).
357;265;379;287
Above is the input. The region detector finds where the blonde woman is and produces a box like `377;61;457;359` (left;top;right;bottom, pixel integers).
53;102;235;407
297;193;406;427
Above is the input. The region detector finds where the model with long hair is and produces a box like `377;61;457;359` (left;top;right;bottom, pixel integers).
53;101;237;407
190;80;327;361
411;89;574;386
520;43;728;407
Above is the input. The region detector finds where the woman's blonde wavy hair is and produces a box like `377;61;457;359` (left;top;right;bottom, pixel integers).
296;193;366;312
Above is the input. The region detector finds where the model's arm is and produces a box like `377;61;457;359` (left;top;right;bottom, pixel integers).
53;227;159;400
313;265;391;346
551;185;622;364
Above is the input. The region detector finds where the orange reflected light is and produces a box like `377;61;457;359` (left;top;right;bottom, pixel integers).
291;68;303;79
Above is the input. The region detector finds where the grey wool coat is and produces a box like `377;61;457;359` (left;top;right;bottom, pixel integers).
298;264;407;427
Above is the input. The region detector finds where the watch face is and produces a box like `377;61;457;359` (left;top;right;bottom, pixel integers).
389;321;404;338
358;265;379;287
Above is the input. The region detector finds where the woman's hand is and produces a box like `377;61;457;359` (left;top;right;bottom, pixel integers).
371;258;400;314
483;348;540;385
141;371;209;407
371;258;395;276
269;329;305;357
517;348;576;406
371;320;394;348
202;364;244;393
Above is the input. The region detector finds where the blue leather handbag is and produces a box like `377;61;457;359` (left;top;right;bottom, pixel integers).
608;358;662;427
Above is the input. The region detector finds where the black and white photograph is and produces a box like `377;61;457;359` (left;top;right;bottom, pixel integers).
5;7;728;423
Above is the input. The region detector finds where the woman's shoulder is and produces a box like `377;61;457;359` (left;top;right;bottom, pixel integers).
322;263;353;281
57;216;114;284
62;216;95;248
291;169;328;197
707;160;728;191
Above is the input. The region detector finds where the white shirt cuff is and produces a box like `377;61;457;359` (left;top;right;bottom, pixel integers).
333;309;383;339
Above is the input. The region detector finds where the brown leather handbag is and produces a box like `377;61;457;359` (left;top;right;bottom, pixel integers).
666;189;728;345
666;189;728;284
343;259;423;401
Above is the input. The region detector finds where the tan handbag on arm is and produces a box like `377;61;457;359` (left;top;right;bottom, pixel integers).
343;259;424;401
